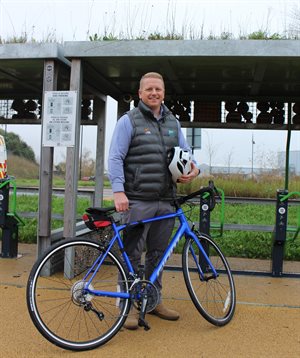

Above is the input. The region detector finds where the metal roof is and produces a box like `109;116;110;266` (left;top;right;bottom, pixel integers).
0;43;70;99
0;40;300;128
63;40;300;102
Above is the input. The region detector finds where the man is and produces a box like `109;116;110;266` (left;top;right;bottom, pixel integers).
108;72;200;330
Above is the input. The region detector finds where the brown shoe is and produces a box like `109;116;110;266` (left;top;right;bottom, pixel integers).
150;303;180;321
123;309;139;330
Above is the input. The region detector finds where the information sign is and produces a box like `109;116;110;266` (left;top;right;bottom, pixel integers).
42;91;77;147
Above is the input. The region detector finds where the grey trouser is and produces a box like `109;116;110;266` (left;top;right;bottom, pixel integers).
121;200;175;300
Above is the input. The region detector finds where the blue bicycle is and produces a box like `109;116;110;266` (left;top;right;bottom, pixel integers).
27;181;236;351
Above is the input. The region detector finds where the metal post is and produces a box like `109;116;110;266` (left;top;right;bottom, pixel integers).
284;103;292;191
251;133;255;178
199;193;211;272
191;128;195;154
199;194;211;235
62;59;82;279
38;60;57;257
117;100;130;118
79;125;83;180
93;97;107;206
271;189;288;277
63;59;82;240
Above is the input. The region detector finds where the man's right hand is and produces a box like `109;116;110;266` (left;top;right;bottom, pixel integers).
113;192;129;212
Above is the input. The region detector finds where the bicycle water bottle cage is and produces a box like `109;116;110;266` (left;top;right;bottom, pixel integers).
83;207;113;230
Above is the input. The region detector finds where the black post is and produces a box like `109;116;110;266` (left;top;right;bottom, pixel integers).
199;192;211;272
0;180;9;226
271;189;288;277
199;194;211;235
0;179;19;258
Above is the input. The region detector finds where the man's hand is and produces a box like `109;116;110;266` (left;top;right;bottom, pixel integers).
113;192;129;212
177;162;200;184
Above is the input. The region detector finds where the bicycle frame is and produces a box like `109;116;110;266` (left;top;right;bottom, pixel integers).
26;181;236;351
82;207;218;299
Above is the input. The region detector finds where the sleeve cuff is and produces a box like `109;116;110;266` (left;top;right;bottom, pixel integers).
112;183;125;193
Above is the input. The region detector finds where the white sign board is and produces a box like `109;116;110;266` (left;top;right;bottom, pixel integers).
42;91;77;147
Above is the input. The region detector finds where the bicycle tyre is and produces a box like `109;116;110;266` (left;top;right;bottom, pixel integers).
182;234;236;326
26;238;131;351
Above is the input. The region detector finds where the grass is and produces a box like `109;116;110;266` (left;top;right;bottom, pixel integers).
9;192;300;260
14;177;111;188
8;155;39;179
14;174;300;197
177;174;300;198
3;172;300;259
176;201;300;260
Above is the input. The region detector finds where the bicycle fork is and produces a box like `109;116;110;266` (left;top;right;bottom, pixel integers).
188;228;219;281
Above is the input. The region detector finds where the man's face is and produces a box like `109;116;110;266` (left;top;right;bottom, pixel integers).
138;77;165;112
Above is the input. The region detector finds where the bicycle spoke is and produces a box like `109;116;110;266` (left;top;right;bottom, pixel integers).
183;234;236;326
27;239;130;350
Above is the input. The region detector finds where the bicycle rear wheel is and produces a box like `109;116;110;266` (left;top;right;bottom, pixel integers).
27;238;130;351
182;234;235;326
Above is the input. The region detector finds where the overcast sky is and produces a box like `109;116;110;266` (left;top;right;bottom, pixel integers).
1;0;300;168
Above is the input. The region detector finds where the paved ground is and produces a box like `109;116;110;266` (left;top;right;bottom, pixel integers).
0;243;299;358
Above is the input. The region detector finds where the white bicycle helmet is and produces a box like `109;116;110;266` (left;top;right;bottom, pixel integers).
168;146;192;183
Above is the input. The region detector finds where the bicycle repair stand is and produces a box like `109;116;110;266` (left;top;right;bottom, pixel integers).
198;192;212;271
199;193;211;236
0;176;24;258
271;189;288;277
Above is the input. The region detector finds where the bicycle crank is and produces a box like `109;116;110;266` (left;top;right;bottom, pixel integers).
130;280;159;313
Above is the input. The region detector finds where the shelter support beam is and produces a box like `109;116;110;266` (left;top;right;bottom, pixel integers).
63;59;82;240
93;97;107;206
37;60;57;257
285;103;292;191
117;100;130;118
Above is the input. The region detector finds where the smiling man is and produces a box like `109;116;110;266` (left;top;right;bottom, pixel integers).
108;72;200;330
138;73;165;117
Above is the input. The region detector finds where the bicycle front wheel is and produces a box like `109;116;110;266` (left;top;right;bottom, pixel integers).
182;234;236;326
27;238;130;351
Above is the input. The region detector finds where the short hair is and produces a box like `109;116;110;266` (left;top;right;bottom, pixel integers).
139;72;165;89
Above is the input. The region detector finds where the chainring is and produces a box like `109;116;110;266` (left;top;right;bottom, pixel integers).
130;280;159;313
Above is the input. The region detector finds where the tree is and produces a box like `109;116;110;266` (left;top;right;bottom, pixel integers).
204;131;218;175
225;147;234;174
0;128;36;162
288;4;300;39
80;149;95;178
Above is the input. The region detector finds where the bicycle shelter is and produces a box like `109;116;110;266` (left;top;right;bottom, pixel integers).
0;40;299;275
